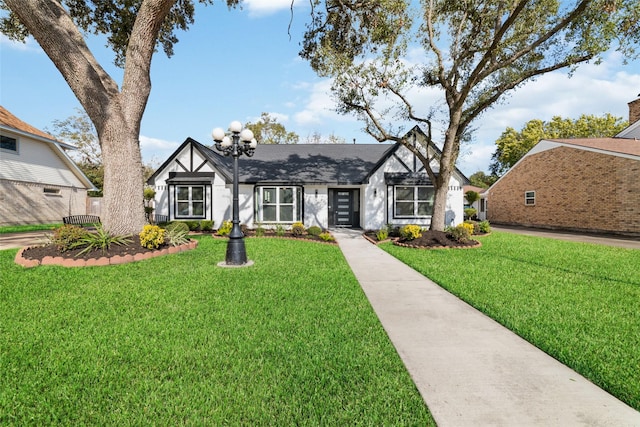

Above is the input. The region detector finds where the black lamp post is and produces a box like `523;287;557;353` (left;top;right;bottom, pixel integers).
212;121;257;266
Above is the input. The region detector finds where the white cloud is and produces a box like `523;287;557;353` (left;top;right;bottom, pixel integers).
243;0;305;16
0;34;40;52
139;135;180;166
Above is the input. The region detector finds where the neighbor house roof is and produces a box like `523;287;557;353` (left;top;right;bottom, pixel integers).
546;137;640;157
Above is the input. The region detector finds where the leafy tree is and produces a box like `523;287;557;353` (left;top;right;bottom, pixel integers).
245;112;300;145
304;131;347;144
464;190;480;207
1;0;240;234
300;0;638;230
469;171;497;189
490;113;628;175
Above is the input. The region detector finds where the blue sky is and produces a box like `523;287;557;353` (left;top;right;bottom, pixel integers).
1;0;639;176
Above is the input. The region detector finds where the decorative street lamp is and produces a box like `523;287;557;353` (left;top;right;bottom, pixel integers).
212;121;257;266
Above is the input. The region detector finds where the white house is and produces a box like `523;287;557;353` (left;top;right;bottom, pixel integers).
147;126;469;230
0;106;96;226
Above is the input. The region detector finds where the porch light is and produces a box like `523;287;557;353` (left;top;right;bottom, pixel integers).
211;121;257;266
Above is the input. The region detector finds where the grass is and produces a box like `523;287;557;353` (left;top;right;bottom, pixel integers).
381;231;640;410
0;236;433;425
0;224;62;234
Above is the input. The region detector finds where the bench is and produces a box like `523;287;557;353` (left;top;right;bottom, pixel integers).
63;215;101;228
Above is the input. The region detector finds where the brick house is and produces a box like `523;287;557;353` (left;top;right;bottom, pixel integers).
486;97;640;236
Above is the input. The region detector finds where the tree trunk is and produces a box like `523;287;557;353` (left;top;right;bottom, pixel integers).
429;122;460;231
100;112;147;235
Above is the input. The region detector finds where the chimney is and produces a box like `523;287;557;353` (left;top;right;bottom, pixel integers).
629;96;640;125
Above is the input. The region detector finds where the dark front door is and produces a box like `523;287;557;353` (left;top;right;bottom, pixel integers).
328;189;360;228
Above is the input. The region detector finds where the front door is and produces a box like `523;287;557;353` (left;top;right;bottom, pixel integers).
328;189;360;228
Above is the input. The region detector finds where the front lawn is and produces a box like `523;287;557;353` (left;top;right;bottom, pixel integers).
381;232;640;410
0;236;433;425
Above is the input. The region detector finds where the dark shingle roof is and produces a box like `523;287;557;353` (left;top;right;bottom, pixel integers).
198;141;397;185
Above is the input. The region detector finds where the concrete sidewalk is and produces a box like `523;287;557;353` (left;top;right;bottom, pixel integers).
332;228;640;427
0;231;52;250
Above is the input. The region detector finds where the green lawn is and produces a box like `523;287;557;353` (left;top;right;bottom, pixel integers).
0;224;62;234
381;231;640;410
0;237;433;425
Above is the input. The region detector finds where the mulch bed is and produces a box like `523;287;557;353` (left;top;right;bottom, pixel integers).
364;230;481;249
20;235;162;261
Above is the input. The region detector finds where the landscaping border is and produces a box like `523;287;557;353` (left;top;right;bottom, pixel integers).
15;240;198;268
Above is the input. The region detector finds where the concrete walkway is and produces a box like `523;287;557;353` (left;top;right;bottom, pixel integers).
332;228;640;427
0;231;52;250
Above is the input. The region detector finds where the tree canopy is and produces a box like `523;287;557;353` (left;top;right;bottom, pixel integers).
245;113;300;145
490;113;629;175
300;0;639;230
1;0;239;234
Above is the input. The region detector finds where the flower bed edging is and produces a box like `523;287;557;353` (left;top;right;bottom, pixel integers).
15;240;198;268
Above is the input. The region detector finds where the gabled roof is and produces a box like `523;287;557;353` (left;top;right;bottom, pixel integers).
545;137;640;157
148;125;470;186
199;140;398;185
616;118;640;139
0;106;96;190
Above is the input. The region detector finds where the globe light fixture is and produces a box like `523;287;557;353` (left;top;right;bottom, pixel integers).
212;121;257;266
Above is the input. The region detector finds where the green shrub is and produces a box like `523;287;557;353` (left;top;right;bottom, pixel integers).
307;226;322;236
255;223;266;237
318;232;335;242
73;224;132;256
291;222;306;236
165;226;190;247
139;225;165;250
400;224;422;241
49;224;89;252
184;220;201;231
164;221;189;235
275;224;285;237
217;220;232;236
478;220;491;233
376;229;389;241
448;223;472;242
464;208;477;220
199;220;214;232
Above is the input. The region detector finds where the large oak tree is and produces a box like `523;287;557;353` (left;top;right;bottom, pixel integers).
301;0;639;230
1;0;239;234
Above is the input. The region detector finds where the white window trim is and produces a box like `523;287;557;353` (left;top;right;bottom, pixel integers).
175;185;206;218
256;186;302;224
393;185;434;218
525;190;536;206
0;134;19;154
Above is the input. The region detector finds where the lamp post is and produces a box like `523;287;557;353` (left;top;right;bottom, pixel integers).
212;121;257;266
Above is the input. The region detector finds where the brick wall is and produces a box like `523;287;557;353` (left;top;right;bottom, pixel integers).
629;98;640;125
488;146;640;235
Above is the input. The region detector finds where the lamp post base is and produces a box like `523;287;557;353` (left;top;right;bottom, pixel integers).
217;260;254;268
223;235;249;266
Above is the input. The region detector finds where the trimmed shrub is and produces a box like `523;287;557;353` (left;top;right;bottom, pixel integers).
307;226;322;236
184;221;201;231
448;223;473;242
275;224;285;237
318;232;335;242
255;224;265;237
291;222;306;236
139;225;165;249
464;208;477;220
376;229;389;241
49;224;89;252
217;220;232;236
400;224;422;241
478;220;491;234
200;220;214;232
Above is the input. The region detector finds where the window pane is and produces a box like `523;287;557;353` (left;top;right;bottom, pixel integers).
192;202;204;216
263;205;277;221
177;202;190;216
417;187;434;201
396;201;414;216
396;187;413;200
263;188;276;204
192;187;204;201
177;187;189;201
280;206;293;222
280;188;293;204
1;136;17;151
417;202;433;216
